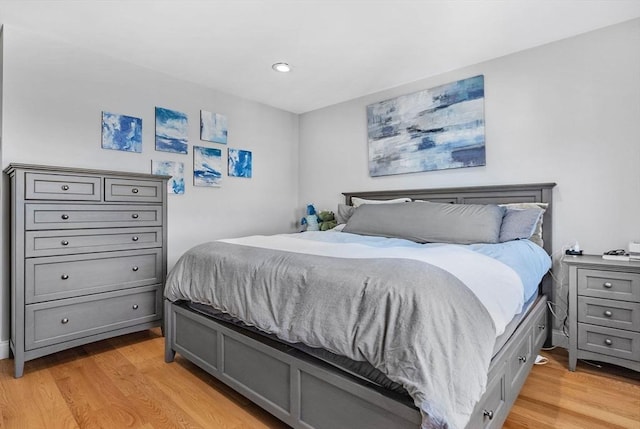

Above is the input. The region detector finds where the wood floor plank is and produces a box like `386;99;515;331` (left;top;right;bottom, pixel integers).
0;329;638;429
0;358;79;429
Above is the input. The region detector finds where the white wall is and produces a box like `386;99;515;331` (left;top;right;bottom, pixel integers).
0;25;299;344
299;19;640;341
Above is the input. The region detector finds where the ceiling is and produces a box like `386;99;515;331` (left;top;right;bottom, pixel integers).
1;0;639;113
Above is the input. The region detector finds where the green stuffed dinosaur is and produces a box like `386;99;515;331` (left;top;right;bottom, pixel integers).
317;210;338;231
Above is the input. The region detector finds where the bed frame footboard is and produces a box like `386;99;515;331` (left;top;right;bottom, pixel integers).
164;296;548;429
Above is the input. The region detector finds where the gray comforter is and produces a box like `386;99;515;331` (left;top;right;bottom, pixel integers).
165;241;496;429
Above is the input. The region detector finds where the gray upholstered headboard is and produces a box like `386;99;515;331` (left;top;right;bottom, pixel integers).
343;182;556;256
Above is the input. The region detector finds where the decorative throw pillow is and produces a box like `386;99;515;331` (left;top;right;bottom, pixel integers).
499;203;548;247
499;208;544;242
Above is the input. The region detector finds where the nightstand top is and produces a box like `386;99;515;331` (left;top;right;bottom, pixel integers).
563;254;640;271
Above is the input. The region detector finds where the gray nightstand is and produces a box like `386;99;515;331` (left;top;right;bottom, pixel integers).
565;255;640;372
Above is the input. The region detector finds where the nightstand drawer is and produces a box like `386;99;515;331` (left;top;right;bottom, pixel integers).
25;227;162;257
578;296;640;331
25;249;163;303
26;204;163;230
577;269;640;302
577;323;640;361
105;178;163;203
25;172;101;201
25;285;161;350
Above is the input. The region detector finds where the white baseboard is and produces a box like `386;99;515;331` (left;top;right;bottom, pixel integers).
552;329;568;349
0;340;9;360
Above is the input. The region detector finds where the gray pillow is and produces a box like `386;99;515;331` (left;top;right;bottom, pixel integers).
342;202;506;244
499;202;548;247
335;204;356;224
499;208;544;243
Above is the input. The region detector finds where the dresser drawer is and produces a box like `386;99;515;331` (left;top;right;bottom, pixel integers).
105;178;163;203
25;285;162;350
577;269;640;302
25;249;163;303
25;227;163;257
577;323;640;361
578;296;640;332
26;204;163;230
25;172;101;201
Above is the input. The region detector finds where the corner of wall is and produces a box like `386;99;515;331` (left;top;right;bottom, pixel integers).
0;23;8;346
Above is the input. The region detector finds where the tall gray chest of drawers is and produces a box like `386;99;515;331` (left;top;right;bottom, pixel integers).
565;255;640;372
5;164;169;377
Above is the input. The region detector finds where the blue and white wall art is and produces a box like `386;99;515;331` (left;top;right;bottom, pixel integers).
101;111;142;153
367;75;485;176
155;107;188;154
151;160;185;195
193;146;222;187
200;110;228;144
228;149;252;178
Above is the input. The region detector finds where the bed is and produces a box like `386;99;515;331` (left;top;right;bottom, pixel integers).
164;182;556;429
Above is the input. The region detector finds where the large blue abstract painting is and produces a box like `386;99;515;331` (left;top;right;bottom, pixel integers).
151;160;185;195
200;110;228;144
193;146;222;187
101;111;142;153
228;149;252;178
367;75;485;176
155;107;188;154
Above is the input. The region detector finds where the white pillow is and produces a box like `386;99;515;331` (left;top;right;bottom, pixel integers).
351;197;411;208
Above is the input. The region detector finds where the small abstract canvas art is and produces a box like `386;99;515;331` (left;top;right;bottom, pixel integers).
151;160;185;195
200;110;228;144
101;111;142;153
155;107;188;154
193;146;222;187
367;75;485;176
228;149;252;178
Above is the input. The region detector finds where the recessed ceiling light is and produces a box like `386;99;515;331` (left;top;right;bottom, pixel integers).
272;62;291;73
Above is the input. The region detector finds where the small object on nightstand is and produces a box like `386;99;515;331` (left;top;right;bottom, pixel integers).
603;249;630;261
628;241;640;261
566;242;583;256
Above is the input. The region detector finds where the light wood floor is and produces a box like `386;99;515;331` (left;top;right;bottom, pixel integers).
0;329;638;429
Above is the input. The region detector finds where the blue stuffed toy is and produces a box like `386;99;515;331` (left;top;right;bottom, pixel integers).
300;204;319;231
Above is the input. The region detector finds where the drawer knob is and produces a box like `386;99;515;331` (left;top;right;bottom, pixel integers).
132;304;139;310
61;318;69;324
131;213;139;219
518;355;527;363
604;338;613;346
131;188;139;194
603;282;613;289
61;274;69;280
61;240;69;246
61;184;70;191
132;236;139;242
132;266;139;272
61;214;69;220
604;310;613;318
483;410;494;420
